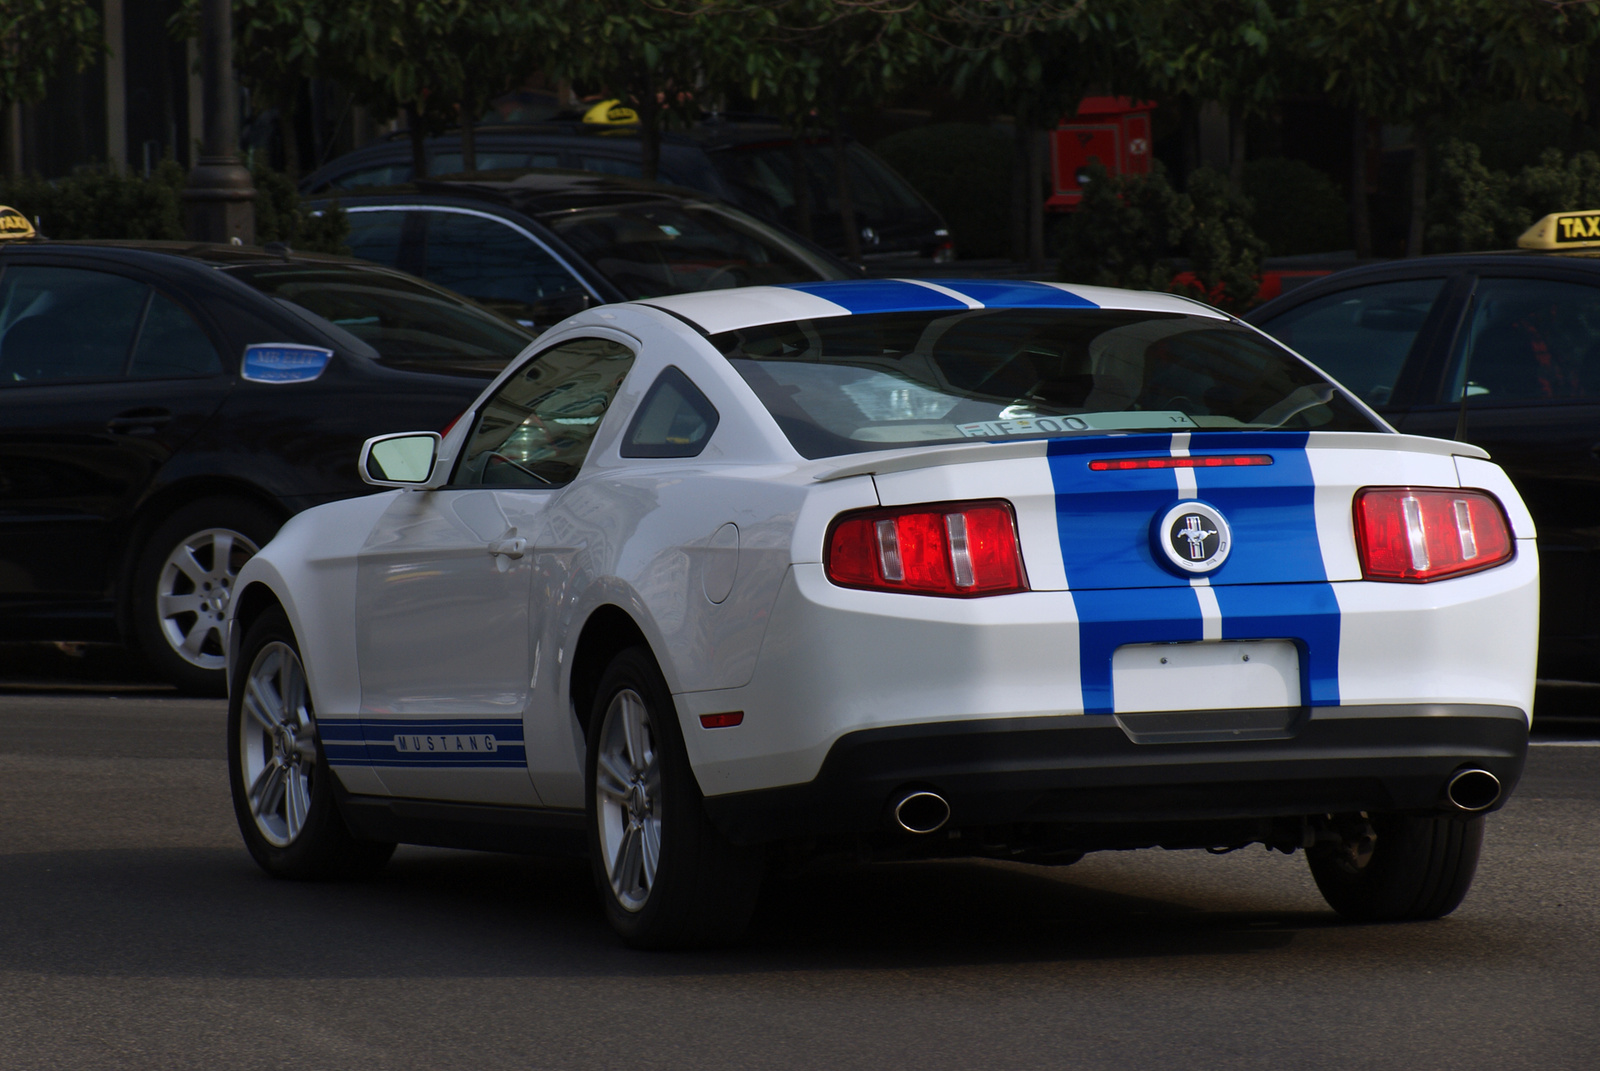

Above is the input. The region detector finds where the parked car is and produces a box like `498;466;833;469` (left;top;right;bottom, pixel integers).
299;121;955;263
1246;219;1600;689
228;278;1533;948
0;238;533;694
306;170;855;331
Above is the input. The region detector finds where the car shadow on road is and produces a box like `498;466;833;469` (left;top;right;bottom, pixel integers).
0;841;1509;982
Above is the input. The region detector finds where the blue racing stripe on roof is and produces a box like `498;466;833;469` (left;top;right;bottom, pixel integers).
936;280;1099;308
778;279;968;314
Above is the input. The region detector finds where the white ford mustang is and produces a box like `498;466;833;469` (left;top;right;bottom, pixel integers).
225;279;1537;947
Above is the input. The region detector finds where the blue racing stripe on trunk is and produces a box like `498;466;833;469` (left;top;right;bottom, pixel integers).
1072;587;1206;714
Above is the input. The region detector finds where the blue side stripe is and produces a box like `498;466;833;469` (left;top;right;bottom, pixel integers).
778;279;968;314
936;280;1099;308
317;717;527;768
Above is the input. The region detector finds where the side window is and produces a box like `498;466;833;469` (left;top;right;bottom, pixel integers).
454;337;636;487
430;151;556;173
128;292;222;378
579;154;643;179
344;210;407;268
1255;278;1445;406
0;266;149;384
329;163;412;190
420;211;591;326
1445;277;1600;403
622;366;720;458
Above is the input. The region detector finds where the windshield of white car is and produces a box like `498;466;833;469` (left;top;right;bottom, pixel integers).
226;263;534;375
543;201;846;299
712;308;1378;459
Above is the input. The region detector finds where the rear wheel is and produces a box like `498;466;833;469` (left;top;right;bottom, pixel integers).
1307;811;1485;922
586;647;762;949
228;607;394;879
132;497;281;695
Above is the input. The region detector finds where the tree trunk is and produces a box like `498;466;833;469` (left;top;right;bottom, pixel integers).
405;103;427;180
277;108;300;177
1228;107;1246;191
1407;126;1427;258
1011;120;1029;262
1350;109;1371;258
1028;125;1046;272
831;125;861;263
789;136;814;241
639;96;661;183
461;111;476;172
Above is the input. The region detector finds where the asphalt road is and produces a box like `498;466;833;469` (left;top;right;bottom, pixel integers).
0;681;1597;1070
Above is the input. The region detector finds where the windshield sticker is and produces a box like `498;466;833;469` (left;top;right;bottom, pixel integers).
957;411;1197;438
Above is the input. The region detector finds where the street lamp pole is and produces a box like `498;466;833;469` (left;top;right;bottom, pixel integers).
184;0;255;244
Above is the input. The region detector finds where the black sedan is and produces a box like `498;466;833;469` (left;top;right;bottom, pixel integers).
1246;247;1600;691
0;240;532;693
307;169;854;331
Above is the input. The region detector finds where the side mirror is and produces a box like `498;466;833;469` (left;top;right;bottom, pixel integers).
360;432;441;488
241;343;333;383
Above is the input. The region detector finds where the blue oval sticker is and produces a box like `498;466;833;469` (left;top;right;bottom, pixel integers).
241;343;333;384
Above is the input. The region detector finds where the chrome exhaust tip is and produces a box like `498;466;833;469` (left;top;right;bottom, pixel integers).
1446;768;1501;813
892;790;951;834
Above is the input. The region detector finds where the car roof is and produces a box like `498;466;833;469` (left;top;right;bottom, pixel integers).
312;168;725;219
635;279;1227;335
0;238;378;270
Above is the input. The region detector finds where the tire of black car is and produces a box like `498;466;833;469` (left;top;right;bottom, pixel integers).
585;646;764;949
1307;811;1486;922
228;606;395;880
131;496;282;696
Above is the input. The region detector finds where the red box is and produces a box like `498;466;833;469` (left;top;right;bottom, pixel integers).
1049;97;1154;210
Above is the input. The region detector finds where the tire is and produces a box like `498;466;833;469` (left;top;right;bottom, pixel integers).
586;647;763;949
131;497;282;696
1307;811;1486;922
228;606;395;880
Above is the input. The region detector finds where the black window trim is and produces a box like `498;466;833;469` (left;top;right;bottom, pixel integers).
621;364;721;459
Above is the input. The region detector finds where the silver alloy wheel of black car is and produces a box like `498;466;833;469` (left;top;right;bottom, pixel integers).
157;526;260;672
238;639;319;848
594;687;662;912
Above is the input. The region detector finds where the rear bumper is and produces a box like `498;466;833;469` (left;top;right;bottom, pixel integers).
699;703;1529;847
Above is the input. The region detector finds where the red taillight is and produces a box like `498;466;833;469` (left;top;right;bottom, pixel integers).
1354;488;1514;582
825;500;1028;596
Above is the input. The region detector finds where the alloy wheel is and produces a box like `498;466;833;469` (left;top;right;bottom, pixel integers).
594;688;662;912
156;526;259;671
239;640;318;848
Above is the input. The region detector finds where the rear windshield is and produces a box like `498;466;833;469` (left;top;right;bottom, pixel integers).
225;263;533;375
543;201;846;299
712;308;1379;459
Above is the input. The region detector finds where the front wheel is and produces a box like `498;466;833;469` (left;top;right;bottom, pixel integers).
586;647;762;949
1307;811;1485;922
228;607;394;879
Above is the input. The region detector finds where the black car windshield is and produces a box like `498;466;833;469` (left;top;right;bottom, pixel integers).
542;201;846;299
225;263;533;374
712;308;1379;459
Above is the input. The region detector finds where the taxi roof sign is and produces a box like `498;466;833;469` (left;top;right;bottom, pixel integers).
582;99;638;125
0;206;35;241
1518;210;1600;250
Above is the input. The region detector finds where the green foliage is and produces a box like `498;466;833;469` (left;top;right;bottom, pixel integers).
1059;161;1265;312
0;161;186;240
0;0;104;112
1242;158;1350;255
251;164;350;255
1447;100;1600;175
874;123;1011;258
0;161;347;252
1429;139;1600;252
1137;0;1305;120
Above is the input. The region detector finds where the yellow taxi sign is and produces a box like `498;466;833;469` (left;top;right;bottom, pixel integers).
1518;210;1600;250
0;205;36;241
582;99;638;125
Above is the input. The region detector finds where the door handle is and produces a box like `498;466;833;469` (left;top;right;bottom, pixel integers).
487;537;527;559
107;407;173;434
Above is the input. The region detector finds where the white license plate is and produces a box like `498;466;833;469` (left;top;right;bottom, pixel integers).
1111;640;1301;714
